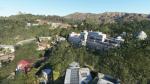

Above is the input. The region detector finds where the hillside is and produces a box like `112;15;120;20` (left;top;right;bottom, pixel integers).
0;12;150;84
64;12;150;24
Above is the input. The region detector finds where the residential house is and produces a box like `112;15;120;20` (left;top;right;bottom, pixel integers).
39;69;52;84
0;45;15;62
56;35;66;42
97;73;120;84
35;65;53;84
16;59;32;73
26;23;32;27
36;19;50;25
36;37;52;51
38;37;51;42
27;19;50;27
50;22;71;29
79;68;92;84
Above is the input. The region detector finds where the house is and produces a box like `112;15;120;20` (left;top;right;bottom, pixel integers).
0;45;15;62
51;23;61;28
39;69;52;84
16;60;32;73
36;37;52;51
73;24;78;28
79;68;92;84
56;35;66;42
37;42;51;51
137;31;147;40
50;22;71;29
64;62;92;84
26;19;50;27
36;19;49;25
35;64;53;84
26;23;32;27
97;73;120;84
38;37;52;42
32;23;40;26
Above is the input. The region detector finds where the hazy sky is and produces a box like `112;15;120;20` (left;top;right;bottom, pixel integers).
0;0;150;16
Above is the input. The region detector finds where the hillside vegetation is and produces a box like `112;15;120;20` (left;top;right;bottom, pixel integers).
64;12;150;24
0;13;150;84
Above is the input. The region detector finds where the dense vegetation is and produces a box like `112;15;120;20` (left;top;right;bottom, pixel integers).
48;39;150;84
0;14;150;84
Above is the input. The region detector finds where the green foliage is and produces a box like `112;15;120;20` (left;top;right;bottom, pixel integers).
0;14;150;84
47;38;150;84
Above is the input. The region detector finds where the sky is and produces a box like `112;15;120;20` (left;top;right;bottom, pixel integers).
0;0;150;16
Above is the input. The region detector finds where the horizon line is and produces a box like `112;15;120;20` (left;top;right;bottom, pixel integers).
0;11;150;17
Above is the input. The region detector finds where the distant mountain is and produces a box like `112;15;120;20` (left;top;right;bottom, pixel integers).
0;13;66;23
64;12;150;24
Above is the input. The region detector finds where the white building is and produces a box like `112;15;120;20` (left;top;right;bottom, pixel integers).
80;30;88;46
97;73;120;84
68;30;124;50
26;23;32;27
38;37;51;42
64;62;92;84
32;23;40;26
79;68;92;84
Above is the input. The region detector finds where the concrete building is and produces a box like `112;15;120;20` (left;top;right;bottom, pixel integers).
68;32;82;46
68;30;124;50
38;37;51;42
64;62;92;84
